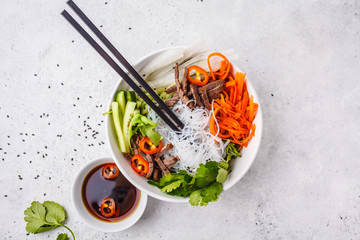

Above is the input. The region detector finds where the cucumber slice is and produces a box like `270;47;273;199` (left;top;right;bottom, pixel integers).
116;91;126;118
126;91;136;102
111;102;128;153
122;101;137;147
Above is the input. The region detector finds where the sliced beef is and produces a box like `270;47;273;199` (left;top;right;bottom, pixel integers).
130;134;141;155
175;63;194;108
190;84;203;107
182;67;189;95
207;83;224;102
165;84;177;94
200;87;211;110
163;156;179;169
165;93;179;107
154;143;173;159
141;153;154;179
152;168;160;181
154;157;170;175
199;80;224;92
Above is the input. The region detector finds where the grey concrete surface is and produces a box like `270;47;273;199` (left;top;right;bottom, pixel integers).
1;0;359;239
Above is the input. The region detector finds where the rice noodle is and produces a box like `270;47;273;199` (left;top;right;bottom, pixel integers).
147;100;226;172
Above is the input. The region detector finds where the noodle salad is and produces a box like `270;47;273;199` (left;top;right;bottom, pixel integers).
106;43;258;206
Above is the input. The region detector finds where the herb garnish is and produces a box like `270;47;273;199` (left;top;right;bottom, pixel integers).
149;161;230;206
24;201;75;239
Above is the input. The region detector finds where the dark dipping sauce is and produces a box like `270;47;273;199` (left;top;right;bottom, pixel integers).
82;163;140;222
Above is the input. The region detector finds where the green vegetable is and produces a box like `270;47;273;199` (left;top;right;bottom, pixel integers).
102;110;112;116
189;182;223;206
116;91;127;118
122;101;137;148
149;161;229;206
24;201;75;239
111;102;128;153
57;233;69;240
216;168;228;183
225;143;241;162
126;91;136;102
128;114;163;146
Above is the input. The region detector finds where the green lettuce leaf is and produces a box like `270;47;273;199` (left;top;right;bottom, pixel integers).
128;114;163;146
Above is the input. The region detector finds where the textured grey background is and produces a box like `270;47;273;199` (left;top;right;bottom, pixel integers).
1;0;360;239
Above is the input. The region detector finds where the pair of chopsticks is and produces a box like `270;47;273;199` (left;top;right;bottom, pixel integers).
61;0;184;132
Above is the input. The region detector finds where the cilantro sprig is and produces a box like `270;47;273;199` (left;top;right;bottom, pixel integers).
149;143;242;206
149;161;230;206
24;201;75;239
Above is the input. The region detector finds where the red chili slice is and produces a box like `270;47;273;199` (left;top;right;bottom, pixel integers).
100;197;116;218
139;136;163;155
187;66;209;86
131;154;149;176
102;163;120;180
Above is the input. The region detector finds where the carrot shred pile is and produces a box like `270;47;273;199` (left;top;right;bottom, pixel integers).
208;53;258;149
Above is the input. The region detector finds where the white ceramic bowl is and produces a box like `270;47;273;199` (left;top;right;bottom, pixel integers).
71;157;148;232
106;47;263;203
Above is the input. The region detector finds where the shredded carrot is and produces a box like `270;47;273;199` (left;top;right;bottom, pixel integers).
209;53;258;148
207;52;231;81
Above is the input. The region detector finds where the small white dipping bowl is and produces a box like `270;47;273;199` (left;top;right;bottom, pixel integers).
106;46;263;203
71;157;148;232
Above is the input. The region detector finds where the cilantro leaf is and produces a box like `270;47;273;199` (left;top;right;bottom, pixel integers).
216;168;228;183
161;179;184;193
24;201;75;239
200;182;223;204
189;190;203;206
57;233;68;240
43;201;66;225
159;173;175;186
218;161;229;170
195;162;219;188
24;201;48;234
189;182;223;206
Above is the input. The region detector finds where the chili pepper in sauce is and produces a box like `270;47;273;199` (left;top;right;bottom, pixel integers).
102;163;120;180
100;197;116;218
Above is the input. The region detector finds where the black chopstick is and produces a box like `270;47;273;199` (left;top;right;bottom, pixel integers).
61;10;182;132
63;0;184;130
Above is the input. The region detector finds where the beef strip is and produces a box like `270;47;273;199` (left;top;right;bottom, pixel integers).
142;153;154;179
165;84;177;94
130;134;141;155
163;156;179;169
175;63;194;108
154;143;173;159
190;84;203;107
165;93;179;107
200;87;211;110
154;157;170;175
182;67;189;95
199;80;224;92
152;168;160;181
207;83;224;102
